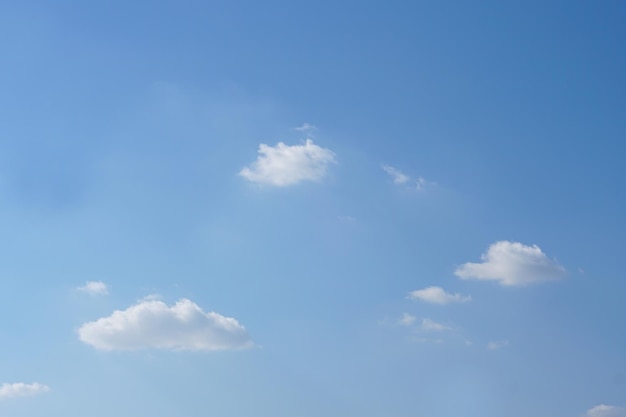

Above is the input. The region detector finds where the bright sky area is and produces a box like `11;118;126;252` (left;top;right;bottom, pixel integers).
1;1;625;416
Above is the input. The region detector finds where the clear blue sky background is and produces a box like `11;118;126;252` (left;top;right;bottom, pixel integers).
1;1;625;416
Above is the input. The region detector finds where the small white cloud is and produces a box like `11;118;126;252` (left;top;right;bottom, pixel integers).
398;313;417;326
294;122;316;133
586;405;626;417
487;340;509;350
455;241;566;286
382;165;432;190
418;318;451;332
0;383;50;400
408;286;471;304
239;139;336;186
77;281;109;296
382;165;410;184
78;298;253;351
387;316;450;332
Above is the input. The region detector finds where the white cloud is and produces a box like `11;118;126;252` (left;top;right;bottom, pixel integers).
587;405;626;417
487;340;509;350
391;316;450;332
455;241;566;286
419;318;451;332
382;165;431;190
78;298;253;351
408;286;471;304
239;139;336;186
77;281;109;296
398;313;417;326
0;383;50;400
382;165;410;184
294;122;316;133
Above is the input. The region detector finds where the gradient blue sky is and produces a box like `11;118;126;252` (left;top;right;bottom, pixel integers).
1;1;625;416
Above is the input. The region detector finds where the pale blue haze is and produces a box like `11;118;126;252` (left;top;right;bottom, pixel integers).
0;1;625;416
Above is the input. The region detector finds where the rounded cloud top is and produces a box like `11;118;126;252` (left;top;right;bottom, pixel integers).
239;139;336;186
455;241;566;286
78;298;253;351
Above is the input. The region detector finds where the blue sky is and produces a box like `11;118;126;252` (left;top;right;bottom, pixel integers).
1;1;625;416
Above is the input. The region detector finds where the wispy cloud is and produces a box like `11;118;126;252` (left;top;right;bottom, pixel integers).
395;315;451;332
586;405;626;417
382;165;410;184
397;313;417;326
418;318;451;332
294;122;316;133
455;241;566;286
411;337;445;344
77;281;109;296
239;139;336;186
78;298;253;351
415;176;427;190
487;340;509;350
408;286;471;305
382;164;430;189
0;383;50;400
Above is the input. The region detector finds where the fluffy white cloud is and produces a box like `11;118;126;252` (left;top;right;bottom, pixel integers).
587;405;626;417
0;383;50;400
487;340;509;350
409;286;471;304
78;298;253;351
239;139;336;186
77;281;109;296
382;165;410;184
455;241;566;286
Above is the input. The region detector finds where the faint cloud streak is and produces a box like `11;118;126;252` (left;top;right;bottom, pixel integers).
0;383;50;400
77;281;109;296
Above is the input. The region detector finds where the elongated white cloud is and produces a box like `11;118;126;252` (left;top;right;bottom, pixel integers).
0;383;50;400
382;165;409;184
393;315;450;332
487;340;509;350
419;318;451;332
455;241;566;286
78;298;253;351
239;139;336;186
587;405;626;417
77;281;109;296
409;286;471;304
382;164;429;189
294;122;316;133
